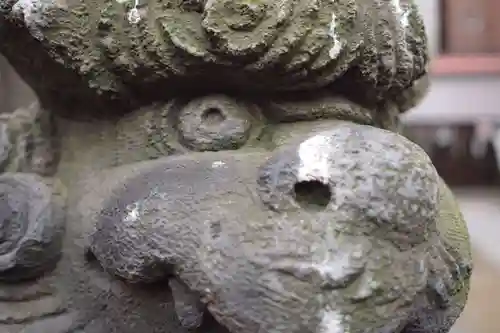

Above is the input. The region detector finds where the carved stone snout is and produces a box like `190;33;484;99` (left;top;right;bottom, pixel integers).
257;123;440;249
87;123;441;333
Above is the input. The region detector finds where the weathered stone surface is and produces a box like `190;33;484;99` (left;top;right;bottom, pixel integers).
0;102;59;176
0;276;72;333
0;0;428;114
0;1;471;332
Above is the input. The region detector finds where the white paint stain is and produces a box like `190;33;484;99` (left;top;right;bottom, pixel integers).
124;202;141;222
297;134;337;183
391;0;413;63
270;247;365;289
392;0;410;30
11;0;54;39
276;0;288;21
352;279;373;299
318;308;347;333
212;161;226;168
327;12;343;59
204;0;216;10
127;7;141;24
126;0;141;24
12;0;37;20
314;251;353;283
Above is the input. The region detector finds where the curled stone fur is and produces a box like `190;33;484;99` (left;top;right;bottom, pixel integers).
0;0;428;112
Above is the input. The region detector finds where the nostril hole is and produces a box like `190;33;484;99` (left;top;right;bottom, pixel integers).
210;221;222;239
84;246;97;262
293;180;331;211
202;108;225;126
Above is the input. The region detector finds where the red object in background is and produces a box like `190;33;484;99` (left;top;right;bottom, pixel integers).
405;124;500;186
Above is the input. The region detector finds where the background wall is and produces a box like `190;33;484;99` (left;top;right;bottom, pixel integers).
403;0;500;125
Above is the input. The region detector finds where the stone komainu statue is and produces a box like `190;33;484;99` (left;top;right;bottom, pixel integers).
0;1;472;332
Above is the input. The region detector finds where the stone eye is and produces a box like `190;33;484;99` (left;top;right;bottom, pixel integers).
179;0;204;12
177;95;254;152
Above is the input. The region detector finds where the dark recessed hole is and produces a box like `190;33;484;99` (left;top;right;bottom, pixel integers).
201;108;225;126
84;247;97;262
210;221;222;239
180;0;204;12
293;180;331;211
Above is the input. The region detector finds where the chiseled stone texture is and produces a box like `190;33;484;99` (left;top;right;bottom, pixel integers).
1;0;428;115
0;1;472;333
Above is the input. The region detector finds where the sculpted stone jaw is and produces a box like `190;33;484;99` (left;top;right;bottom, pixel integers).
0;86;461;333
85;122;442;332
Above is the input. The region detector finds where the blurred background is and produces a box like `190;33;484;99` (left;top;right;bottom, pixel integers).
407;2;500;333
0;0;499;332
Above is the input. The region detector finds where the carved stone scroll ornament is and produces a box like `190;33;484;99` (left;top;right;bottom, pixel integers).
0;103;68;333
0;1;471;333
0;0;429;113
